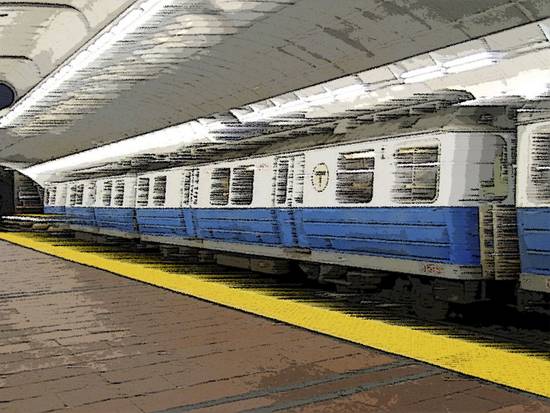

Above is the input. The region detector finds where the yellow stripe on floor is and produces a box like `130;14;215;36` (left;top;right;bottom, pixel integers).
1;231;549;398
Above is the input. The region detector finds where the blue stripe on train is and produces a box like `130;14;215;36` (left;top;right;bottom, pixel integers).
296;208;479;264
44;206;65;215
94;207;138;233
517;208;550;276
136;208;191;237
138;207;480;265
195;208;281;245
66;207;96;227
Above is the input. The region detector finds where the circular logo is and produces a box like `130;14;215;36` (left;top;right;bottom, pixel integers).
311;163;329;192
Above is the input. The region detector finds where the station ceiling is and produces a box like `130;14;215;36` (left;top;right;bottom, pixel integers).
1;0;550;165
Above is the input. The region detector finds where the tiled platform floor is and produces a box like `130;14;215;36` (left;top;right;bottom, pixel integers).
0;240;549;413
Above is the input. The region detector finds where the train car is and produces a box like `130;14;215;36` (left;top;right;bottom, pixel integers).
138;105;519;316
43;182;68;215
94;175;139;238
516;101;550;308
65;179;98;232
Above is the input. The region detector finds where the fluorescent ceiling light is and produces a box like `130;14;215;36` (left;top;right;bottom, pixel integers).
237;97;311;123
400;65;444;83
398;52;503;83
403;70;444;83
0;0;172;128
444;52;503;73
280;99;309;111
304;90;335;105
400;65;441;79
332;84;367;100
23;120;216;180
237;84;367;124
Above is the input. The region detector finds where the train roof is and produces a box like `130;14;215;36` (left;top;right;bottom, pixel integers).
57;103;517;182
217;105;516;161
517;96;550;125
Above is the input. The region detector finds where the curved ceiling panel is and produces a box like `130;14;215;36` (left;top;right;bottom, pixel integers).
0;57;41;93
1;0;550;165
0;0;136;98
1;6;88;73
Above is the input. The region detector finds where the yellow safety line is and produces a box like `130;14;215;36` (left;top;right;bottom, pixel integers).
1;231;549;398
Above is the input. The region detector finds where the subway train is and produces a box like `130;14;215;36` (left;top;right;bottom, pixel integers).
43;104;550;317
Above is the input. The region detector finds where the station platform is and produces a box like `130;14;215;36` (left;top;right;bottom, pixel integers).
0;235;549;413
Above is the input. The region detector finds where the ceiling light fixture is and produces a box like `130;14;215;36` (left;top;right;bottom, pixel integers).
400;65;444;83
444;51;504;73
24;120;215;181
0;0;172;128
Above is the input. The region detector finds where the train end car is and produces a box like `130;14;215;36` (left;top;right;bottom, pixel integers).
516;104;550;310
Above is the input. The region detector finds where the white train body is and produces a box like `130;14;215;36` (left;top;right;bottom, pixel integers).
49;106;520;296
134;106;517;282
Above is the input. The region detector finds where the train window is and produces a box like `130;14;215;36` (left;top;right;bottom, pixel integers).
181;171;192;206
294;155;305;204
113;180;125;207
210;168;230;206
528;133;550;202
231;166;254;205
50;187;57;205
182;169;200;206
87;182;97;206
136;177;150;207
74;184;84;206
336;151;375;204
69;185;77;206
276;160;289;205
152;176;167;207
393;145;439;203
102;181;113;206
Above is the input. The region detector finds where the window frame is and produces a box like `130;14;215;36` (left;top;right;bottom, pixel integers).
152;175;167;207
74;183;84;206
136;177;150;207
102;181;113;206
393;144;440;204
210;167;231;206
112;180;125;207
335;150;376;205
230;165;255;206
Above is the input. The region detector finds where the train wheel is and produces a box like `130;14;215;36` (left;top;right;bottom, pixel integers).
298;262;320;282
390;277;412;303
410;277;450;321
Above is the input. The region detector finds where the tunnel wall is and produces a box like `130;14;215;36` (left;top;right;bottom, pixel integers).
0;167;43;216
0;167;15;216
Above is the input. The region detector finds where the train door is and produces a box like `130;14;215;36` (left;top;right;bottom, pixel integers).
274;154;305;247
478;136;520;280
181;168;199;237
